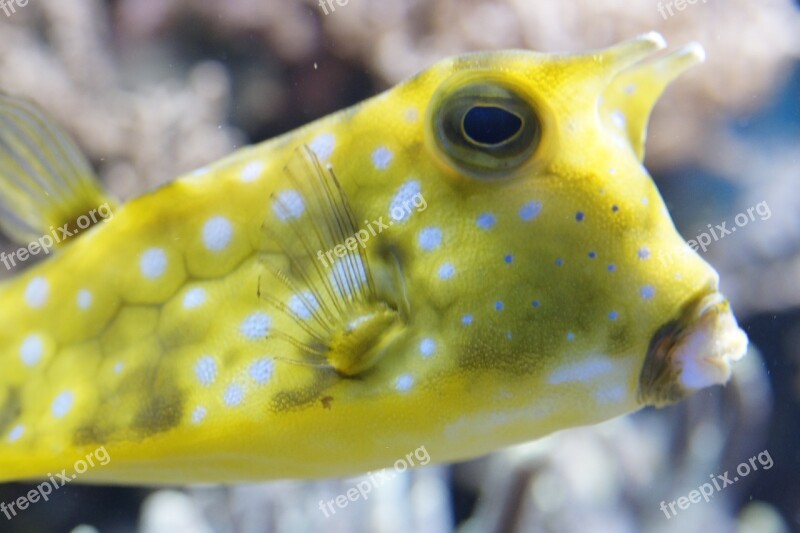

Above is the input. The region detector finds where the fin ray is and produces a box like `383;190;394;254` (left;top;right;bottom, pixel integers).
260;146;404;376
0;95;114;245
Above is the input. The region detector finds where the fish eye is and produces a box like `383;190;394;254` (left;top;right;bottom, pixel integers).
462;105;523;146
433;82;541;177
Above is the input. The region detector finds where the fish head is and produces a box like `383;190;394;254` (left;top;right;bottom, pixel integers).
346;32;748;438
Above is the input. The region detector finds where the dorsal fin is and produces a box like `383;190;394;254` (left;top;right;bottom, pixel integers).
260;146;406;377
0;95;114;246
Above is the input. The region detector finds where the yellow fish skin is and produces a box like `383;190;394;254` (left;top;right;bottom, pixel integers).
0;32;747;485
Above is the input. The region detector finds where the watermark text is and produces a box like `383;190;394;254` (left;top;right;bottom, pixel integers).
316;192;427;268
657;0;707;20
657;200;771;267
1;445;111;521
1;203;114;271
318;445;430;517
659;448;773;519
318;0;348;15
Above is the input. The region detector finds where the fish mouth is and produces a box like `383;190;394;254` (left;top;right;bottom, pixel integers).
637;291;749;407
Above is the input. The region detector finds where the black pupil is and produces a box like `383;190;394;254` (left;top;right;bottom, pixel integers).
462;105;522;146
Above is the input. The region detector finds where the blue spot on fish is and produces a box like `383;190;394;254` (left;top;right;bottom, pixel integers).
477;213;496;230
418;227;442;251
519;201;542;221
641;285;656;300
419;338;436;358
371;146;394;170
438;263;456;280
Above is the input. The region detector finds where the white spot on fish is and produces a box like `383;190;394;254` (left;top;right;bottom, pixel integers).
202;216;233;252
195;356;217;386
404;108;419;122
25;277;49;308
6;424;24;443
191;406;207;424
389;180;421;223
240;161;264;183
395;374;414;392
288;291;319;320
183;287;207;309
595;385;627;404
548;357;613;384
273;190;305;220
519;201;542;221
419;338;436;358
20;334;44;367
114;362;124;374
241;312;271;339
224;384;245;407
371;146;394;170
438;263;455;280
611;110;626;129
477;213;496;230
140;248;168;279
309;133;336;161
250;358;274;384
418;227;442;251
638;247;651;260
77;289;92;310
329;257;367;297
52;391;74;418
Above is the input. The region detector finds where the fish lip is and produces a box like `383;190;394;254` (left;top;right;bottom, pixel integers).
637;290;749;407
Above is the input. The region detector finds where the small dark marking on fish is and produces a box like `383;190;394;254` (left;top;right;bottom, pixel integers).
321;396;333;410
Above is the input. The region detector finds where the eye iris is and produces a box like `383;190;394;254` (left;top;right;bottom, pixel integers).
462;106;522;146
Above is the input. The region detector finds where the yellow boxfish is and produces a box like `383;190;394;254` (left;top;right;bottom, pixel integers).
0;32;747;485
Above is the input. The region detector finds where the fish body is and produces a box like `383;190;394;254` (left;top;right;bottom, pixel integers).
0;33;747;484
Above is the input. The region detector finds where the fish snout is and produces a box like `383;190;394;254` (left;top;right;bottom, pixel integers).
638;292;748;407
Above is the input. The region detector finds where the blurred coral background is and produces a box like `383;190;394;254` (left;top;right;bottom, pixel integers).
0;0;799;532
